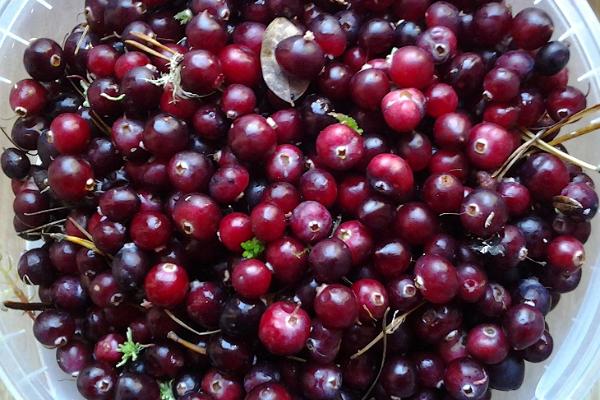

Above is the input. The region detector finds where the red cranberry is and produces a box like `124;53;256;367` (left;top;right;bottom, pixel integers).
9;79;48;117
301;363;343;400
314;284;358;329
367;153;414;200
48;156;95;202
381;89;425;133
316;123;364;171
520;153;569;202
389;46;434;89
232;258;272;299
266;144;304;184
290;201;333;244
396;131;432;172
209;165;250;204
350;68;390;111
145;263;189;308
309;238;352;284
266;236;308;286
380;356;417;398
352;278;388;322
259;301;311;355
394;202;438;246
414;254;459;304
444;358;489;400
299;169;338;208
181;50;224;95
460;189;508;238
228;114;277;162
546;235;585;273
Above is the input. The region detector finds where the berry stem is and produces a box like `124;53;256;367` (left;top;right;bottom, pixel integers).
124;40;172;61
3;301;52;311
548;120;600;146
166;331;207;355
130;32;179;55
360;307;390;400
164;309;221;337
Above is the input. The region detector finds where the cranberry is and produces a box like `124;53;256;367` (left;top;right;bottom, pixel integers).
247;383;292;400
367;153;414;200
144;263;189;308
300;169;338;208
290;201;333;244
130;211;173;251
394;202;438;246
417;26;457;64
309;238;352;284
266;144;304;184
350;68;390;111
209;165;250;204
422;173;464;214
414;254;459;304
358;18;394;55
520;153;570;202
316;123;364;171
546;86;586;121
121;66;162;113
380;356;417;398
77;362;117;400
48;155;95;201
389;46;434;90
9;79;48;117
503;304;545;350
558;182;599;221
219;44;261;87
546;235;585;273
56;339;93;377
381;89;425;133
460;189;508;238
259;301;311;355
228;114;277;162
275;33;325;80
352;278;388;322
266;236;308;285
33;310;76;348
444;358;489;400
172;194;222;241
180;50;224;95
314;284;358;329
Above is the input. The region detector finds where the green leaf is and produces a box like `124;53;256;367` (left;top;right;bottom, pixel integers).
328;112;363;135
116;328;151;368
160;381;176;400
241;237;265;259
174;9;193;25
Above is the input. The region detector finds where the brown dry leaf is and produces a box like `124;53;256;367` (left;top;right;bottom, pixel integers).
261;17;310;105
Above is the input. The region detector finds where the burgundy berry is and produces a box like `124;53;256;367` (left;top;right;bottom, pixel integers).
310;14;347;57
250;202;286;243
209;165;250;204
444;358;489;400
94;333;125;365
9;79;48;117
246;383;292;400
259;301;311;355
558;182;599;221
520;153;569;202
130;211;173;251
396;131;432;173
350;68;390;111
466;324;509;364
381;89;425;133
460;189;508;238
266;236;308;286
352;278;388;322
546;86;586;121
305;319;342;364
114;52;150;80
456;263;488;303
167;151;213;193
316;123;364;171
314;284;358;329
511;8;554;50
33;310;75;348
270;108;303;144
232;258;272;299
201;369;243;400
394;202;438;246
23;38;65;81
48;156;95;201
472;2;512;46
503;304;545;350
425;83;458;117
121;66;162;113
309;238;352;283
414;255;459;304
114;373;161;400
389;46;433;89
290;201;333;244
497;180;531;217
173;193;221;242
433;112;471;150
266;144;304;184
466;123;513;171
299;169;338;208
546;235;585;273
367;153;414;200
186;281;225;329
422;173;464;214
143;113;189;159
186;11;228;54
233;23;265;55
56;340;93;377
275;33;325;80
145;263;189;308
417;26;457;64
180;50;224;95
301;363;343;400
262;182;301;215
219;44;261;87
221;84;257;119
77;363;117;400
228;114;277;162
317;63;352;102
334;220;373;266
358;18;395;55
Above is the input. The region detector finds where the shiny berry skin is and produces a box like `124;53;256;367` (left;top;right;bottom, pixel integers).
396;131;432;173
33;310;76;348
546;86;586;121
9;79;48;117
444;358;489;400
219;44;261;87
498;180;531;217
380;355;417;398
381;89;425;133
414;255;459;304
24;38;65;82
180;50;224;95
417;26;457;64
389;46;434;89
228;114;277;162
143;113;189;160
422;173;464;214
503;304;545;350
114;373;161;400
121;66;162;113
130;211;173;251
460;189;508;238
232;22;265;55
425;83;458;117
456;263;488;303
56;340;93;377
167;151;213;193
483;67;520;102
520;153;569;202
186;11;228;54
265;236;308;286
49;113;91;155
310;14;347;57
290;201;333;244
1;148;30;180
306;319;342;364
209;165;250;204
367;154;414;200
352;278;388;322
144;263;189;308
433;112;471;150
536;41;570;76
201;369;243;400
350;68;390;111
275;33;325;80
466;324;509;365
186;281;225;329
299;169;338;208
77;362;117;400
309;238;352;284
301;363;343;400
358;18;394;55
246;383;292;400
314;284;358;329
232;259;272;299
472;2;512;46
511;7;553;50
207;334;252;374
317;62;352;102
114;51;150;80
373;239;411;279
259;301;311;355
265;144;304;184
334;220;373;266
224;210;264;249
94;333;125;365
172;194;221;242
547;235;585;273
221;84;257;119
558;182;599;221
316;123;364;171
394;202;438;246
48;155;95;201
466;122;513;171
89;272;124;308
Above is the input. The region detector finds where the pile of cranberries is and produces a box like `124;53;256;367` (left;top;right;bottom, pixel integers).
2;0;599;399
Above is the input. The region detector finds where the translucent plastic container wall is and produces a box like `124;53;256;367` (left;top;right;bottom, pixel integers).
0;0;599;399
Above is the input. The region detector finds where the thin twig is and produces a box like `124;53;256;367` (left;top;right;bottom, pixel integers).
167;331;207;355
74;25;90;56
131;32;178;55
164;309;221;337
16;218;67;235
67;216;94;241
3;301;52;311
360;308;390;400
23;206;69;216
124;40;172;61
549;121;600;146
521;131;600;172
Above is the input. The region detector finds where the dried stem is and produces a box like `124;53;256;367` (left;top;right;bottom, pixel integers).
74;24;89;56
541;103;600;140
44;233;110;259
124;40;172;61
3;301;52;311
167;331;207;355
351;303;424;360
549;121;600;146
23;206;69;216
131;32;178;55
360;308;390;400
16;218;66;235
0;257;36;320
164;309;221;337
67;216;94;242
